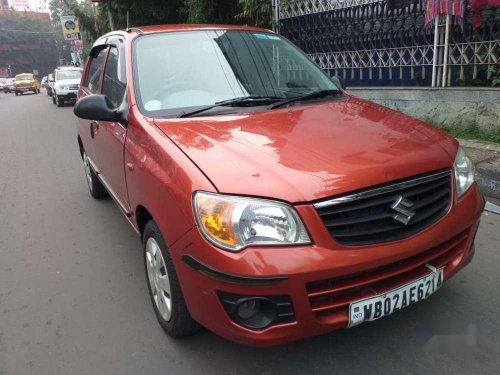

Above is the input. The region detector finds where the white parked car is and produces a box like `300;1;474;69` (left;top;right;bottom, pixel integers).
52;67;83;107
3;78;15;93
47;73;54;96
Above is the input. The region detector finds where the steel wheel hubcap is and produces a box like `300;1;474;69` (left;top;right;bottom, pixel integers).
83;153;93;190
145;237;172;321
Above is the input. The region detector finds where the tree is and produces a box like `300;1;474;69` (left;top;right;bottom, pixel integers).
66;0;274;45
236;0;273;28
96;0;186;30
184;0;240;24
0;11;58;76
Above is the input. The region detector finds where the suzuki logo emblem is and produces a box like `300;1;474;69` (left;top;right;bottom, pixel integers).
390;196;415;225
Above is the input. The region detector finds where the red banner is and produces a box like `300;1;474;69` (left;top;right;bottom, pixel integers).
471;0;500;28
424;0;465;25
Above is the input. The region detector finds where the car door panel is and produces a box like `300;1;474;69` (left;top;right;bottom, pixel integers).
92;41;130;214
77;46;109;168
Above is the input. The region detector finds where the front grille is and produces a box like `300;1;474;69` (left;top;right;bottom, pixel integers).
68;84;79;90
306;228;469;323
17;84;32;88
314;170;452;246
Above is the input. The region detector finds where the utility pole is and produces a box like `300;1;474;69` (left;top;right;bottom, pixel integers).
90;0;113;31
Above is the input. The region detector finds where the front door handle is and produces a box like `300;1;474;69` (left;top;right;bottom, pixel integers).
90;121;99;138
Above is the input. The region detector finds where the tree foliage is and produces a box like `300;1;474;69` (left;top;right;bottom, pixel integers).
0;11;58;76
67;0;274;47
0;11;55;45
184;0;240;24
236;0;273;28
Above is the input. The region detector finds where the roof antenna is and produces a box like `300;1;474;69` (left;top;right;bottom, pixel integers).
126;10;130;31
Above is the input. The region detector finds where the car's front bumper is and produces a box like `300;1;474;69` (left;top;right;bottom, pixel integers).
170;184;484;346
56;90;78;100
15;85;37;92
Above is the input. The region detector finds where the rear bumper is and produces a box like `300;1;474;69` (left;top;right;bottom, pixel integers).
170;184;484;346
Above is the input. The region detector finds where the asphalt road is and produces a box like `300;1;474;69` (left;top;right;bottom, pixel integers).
1;92;499;375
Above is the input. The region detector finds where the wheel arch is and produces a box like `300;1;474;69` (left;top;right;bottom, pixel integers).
136;204;154;240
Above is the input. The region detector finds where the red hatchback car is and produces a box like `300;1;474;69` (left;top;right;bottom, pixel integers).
74;25;484;346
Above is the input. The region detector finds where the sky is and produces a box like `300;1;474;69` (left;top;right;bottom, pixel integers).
7;0;50;13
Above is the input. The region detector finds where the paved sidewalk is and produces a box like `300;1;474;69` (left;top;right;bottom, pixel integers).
459;139;500;199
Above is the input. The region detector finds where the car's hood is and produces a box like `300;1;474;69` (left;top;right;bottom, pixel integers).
56;78;80;86
154;96;458;203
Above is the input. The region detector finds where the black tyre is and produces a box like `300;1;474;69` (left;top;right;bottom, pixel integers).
56;95;63;107
143;220;201;338
15;92;18;96
52;94;56;104
82;152;108;199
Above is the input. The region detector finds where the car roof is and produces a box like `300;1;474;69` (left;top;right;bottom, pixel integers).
136;24;272;34
98;24;273;40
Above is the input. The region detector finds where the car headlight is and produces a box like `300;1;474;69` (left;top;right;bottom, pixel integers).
61;85;70;90
453;147;474;198
194;192;311;251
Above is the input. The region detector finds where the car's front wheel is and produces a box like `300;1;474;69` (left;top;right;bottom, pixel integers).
143;220;200;338
56;95;63;107
82;152;108;199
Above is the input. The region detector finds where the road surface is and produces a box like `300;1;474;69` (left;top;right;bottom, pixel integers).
0;92;499;374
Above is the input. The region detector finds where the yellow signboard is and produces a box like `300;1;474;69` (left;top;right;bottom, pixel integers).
61;15;81;41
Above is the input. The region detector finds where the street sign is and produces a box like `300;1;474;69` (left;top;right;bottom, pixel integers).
61;15;81;41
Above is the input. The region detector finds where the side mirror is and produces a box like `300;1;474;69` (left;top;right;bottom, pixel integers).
49;78;54;82
332;76;346;90
74;94;128;125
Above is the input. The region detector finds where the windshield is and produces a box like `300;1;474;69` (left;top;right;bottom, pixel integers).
16;74;33;81
56;70;82;81
134;30;338;116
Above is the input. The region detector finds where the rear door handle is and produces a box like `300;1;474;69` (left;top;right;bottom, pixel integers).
91;120;99;130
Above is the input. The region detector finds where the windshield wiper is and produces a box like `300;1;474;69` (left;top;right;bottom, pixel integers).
270;89;342;110
178;96;282;118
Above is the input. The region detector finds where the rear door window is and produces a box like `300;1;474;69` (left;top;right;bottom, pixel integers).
84;47;108;94
102;46;126;108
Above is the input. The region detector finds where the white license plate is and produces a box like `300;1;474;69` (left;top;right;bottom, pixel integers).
348;266;444;328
